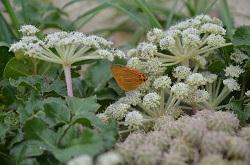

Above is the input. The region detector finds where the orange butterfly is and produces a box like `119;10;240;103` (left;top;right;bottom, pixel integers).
111;65;148;92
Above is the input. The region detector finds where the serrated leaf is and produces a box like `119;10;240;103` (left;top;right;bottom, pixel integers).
66;96;100;114
233;26;250;46
23;118;58;150
43;98;70;127
17;94;44;124
10;75;67;96
10;140;47;159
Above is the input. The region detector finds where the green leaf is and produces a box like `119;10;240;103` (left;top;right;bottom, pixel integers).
10;140;47;159
208;60;226;73
10;75;67;96
85;60;112;92
229;99;250;124
4;55;61;79
233;26;250;46
43;98;71;127
17;93;44;124
66;96;100;114
0;123;9;143
23;118;58;150
0;46;14;78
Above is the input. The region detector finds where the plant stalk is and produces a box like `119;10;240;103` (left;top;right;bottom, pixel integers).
64;65;73;97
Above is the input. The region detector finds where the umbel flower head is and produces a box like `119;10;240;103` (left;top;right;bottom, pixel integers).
129;15;231;67
10;25;120;66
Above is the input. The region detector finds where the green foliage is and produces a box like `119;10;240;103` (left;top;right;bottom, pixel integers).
0;90;117;163
229;98;250;124
233;26;250;46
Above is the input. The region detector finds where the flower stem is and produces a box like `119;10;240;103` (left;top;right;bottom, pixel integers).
64;65;73;97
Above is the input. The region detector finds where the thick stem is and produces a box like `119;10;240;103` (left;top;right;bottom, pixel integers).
64;65;73;97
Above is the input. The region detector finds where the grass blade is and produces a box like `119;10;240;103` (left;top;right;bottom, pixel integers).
1;0;20;35
219;0;234;39
135;0;162;28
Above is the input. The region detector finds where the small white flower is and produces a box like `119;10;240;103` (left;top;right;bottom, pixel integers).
105;103;130;120
147;28;164;43
144;58;163;75
202;72;218;83
124;111;144;129
153;76;172;89
223;78;240;91
200;23;226;35
206;34;226;47
112;49;127;59
98;49;114;61
182;28;200;36
171;82;190;99
165;29;181;38
19;25;39;35
230;49;249;64
137;42;157;58
182;33;201;48
96;151;122;165
172;20;192;30
126;57;143;69
224;65;244;78
186;73;207;86
159;36;175;49
83;35;113;48
118;90;142;106
245;90;250;97
195;15;213;23
143;92;161;109
67;155;93;165
96;113;109;123
192;89;209;103
173;66;191;80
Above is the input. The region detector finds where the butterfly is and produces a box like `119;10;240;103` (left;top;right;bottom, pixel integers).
111;65;148;92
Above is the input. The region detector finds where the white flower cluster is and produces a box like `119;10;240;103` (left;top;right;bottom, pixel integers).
104;103;130;120
19;25;39;36
173;66;191;80
230;49;249;64
10;25;121;66
223;78;240;91
124;111;144;129
153;76;172;89
142;92;161;109
126;15;229;68
186;73;207;87
224;65;244;78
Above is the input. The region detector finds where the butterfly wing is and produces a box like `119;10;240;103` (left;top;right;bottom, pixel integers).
111;65;147;92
